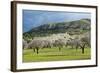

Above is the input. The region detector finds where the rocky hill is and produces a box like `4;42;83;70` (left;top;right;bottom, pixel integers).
23;19;90;39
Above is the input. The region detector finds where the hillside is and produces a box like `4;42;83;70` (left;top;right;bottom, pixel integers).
23;19;91;39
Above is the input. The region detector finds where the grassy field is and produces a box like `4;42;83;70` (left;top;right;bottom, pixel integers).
23;47;91;62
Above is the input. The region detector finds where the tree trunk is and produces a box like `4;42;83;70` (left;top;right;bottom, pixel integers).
82;47;84;54
80;44;85;54
36;48;39;54
59;47;61;51
33;48;35;52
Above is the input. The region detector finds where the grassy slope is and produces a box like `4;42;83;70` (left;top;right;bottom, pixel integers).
23;47;91;62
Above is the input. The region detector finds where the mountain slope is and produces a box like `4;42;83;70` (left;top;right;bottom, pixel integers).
23;19;91;39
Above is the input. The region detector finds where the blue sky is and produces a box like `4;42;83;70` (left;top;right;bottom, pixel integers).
23;10;91;32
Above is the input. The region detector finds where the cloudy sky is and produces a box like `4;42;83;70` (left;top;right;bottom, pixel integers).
23;10;91;32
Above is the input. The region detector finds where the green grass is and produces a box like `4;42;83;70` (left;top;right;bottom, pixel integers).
23;47;91;62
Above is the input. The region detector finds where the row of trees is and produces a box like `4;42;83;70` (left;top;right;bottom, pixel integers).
23;32;90;54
